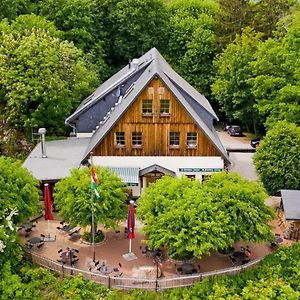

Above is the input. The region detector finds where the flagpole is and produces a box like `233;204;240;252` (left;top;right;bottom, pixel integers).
90;152;96;262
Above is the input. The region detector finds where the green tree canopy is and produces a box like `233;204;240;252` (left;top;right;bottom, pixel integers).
166;0;218;98
36;0;108;79
0;156;40;223
212;28;263;132
54;166;127;230
137;173;273;259
0;14;98;135
97;0;169;69
253;121;300;194
0;156;40;267
215;0;251;49
249;10;300;127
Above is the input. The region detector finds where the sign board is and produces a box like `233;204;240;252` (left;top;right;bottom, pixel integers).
179;168;223;173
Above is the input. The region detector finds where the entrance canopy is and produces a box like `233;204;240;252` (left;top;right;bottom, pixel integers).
109;167;140;186
281;190;300;221
139;164;175;177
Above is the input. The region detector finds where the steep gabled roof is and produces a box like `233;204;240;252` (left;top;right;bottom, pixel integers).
66;48;229;163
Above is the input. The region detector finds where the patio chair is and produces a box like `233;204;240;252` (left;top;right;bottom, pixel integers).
73;248;79;253
37;242;44;249
176;267;183;275
58;248;63;254
229;255;237;265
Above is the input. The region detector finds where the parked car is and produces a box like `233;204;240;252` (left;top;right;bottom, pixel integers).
223;124;231;131
228;125;243;136
250;138;261;148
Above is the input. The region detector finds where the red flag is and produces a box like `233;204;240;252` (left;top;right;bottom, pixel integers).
44;183;54;220
91;166;98;185
127;200;135;239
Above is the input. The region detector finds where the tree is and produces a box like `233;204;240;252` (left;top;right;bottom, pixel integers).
250;0;297;39
36;0;108;79
137;173;273;259
211;28;263;132
166;0;218;98
0;0;31;21
215;0;251;49
0;14;98;135
54;166;127;231
97;0;169;69
253;121;300;194
0;156;40;223
249;10;300;127
0;156;40;267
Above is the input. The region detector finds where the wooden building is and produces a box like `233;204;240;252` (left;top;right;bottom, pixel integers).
24;48;229;196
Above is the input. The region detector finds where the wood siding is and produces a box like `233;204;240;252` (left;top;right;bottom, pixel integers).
94;78;220;157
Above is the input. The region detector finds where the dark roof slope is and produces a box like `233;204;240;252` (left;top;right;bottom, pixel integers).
65;48;229;163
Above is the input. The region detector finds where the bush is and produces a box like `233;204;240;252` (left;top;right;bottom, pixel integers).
82;230;104;243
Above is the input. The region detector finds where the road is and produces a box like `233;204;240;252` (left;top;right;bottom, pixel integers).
216;129;258;181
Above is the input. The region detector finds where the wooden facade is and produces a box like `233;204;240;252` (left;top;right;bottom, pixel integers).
94;78;220;157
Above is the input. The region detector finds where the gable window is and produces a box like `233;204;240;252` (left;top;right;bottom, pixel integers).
115;132;125;147
186;132;197;148
132;132;142;147
142;99;152;115
160;99;170;115
169;132;180;148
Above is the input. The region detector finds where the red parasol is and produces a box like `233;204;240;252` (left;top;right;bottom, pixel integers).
44;183;54;220
127;200;135;239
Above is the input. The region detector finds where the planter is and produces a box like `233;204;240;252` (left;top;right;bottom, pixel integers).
216;246;235;257
80;230;105;245
80;238;106;246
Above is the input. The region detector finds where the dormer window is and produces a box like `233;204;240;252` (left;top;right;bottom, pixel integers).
115;132;125;147
160;99;170;116
186;132;197;148
142;99;153;115
169;132;180;148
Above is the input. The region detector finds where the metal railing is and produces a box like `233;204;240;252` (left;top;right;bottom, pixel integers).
29;252;263;290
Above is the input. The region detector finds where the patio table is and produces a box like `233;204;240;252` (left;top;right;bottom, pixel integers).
60;249;77;265
27;237;43;245
180;263;195;274
99;266;113;275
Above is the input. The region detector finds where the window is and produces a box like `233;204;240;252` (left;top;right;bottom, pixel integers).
142;99;152;115
186;132;197;148
169;132;180;147
160;99;170;115
186;175;196;180
115;132;125;147
132;132;142;147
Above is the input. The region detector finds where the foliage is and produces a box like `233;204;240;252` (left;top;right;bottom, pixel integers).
54;166;127;230
215;0;251;49
166;0;218;98
36;0;108;79
0;14;98;135
249;10;300;127
250;0;297;39
82;229;104;243
0;156;40;223
254;121;300;194
137;173;273;259
212;28;263;132
0;0;31;21
59;273;112;300
97;0;169;68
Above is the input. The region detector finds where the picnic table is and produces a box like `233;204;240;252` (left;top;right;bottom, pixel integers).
99;266;113;275
59;248;79;265
26;237;44;249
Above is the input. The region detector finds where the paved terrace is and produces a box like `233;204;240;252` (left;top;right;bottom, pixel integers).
20;210;291;279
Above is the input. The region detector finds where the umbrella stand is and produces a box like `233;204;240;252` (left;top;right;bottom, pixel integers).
122;200;137;261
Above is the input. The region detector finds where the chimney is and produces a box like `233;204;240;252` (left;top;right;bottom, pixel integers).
38;128;47;158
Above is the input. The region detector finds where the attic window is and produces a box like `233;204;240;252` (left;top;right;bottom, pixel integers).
115;132;125;148
142;99;153;115
160;99;170;115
